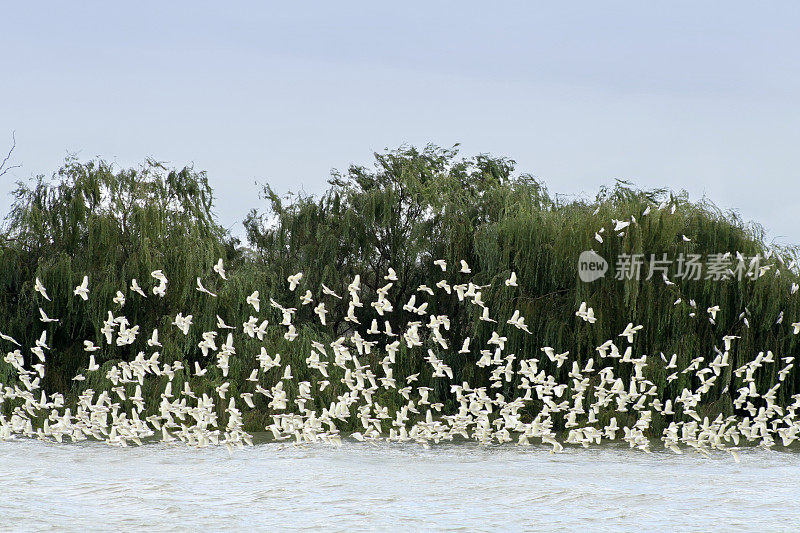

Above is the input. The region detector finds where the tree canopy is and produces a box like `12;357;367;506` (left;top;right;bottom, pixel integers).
1;145;798;433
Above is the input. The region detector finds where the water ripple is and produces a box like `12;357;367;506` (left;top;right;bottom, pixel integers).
2;440;800;531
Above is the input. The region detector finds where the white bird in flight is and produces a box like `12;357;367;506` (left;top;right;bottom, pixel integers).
619;323;643;344
34;277;51;301
216;315;235;329
172;313;193;335
287;272;303;291
39;308;59;323
314;302;328;325
479;306;496;323
148;329;162;348
247;291;260;312
113;291;126;306
152;283;167;298
300;290;313;305
151;269;167;284
0;331;21;346
459;337;471;354
73;276;89;301
213;258;227;280
83;340;100;352
130;278;147;298
196;277;217;297
321;284;342;299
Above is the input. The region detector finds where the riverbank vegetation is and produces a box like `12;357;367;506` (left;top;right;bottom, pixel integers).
1;145;798;439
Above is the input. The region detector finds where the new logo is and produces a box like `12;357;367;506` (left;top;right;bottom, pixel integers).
578;251;608;282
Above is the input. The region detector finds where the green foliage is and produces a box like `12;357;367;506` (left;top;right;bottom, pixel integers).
242;145;800;431
1;146;799;434
0;158;229;392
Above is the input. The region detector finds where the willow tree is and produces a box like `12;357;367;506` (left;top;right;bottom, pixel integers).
1;145;798;433
242;145;543;348
0;158;231;393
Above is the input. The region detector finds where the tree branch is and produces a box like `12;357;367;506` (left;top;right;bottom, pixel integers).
0;131;21;178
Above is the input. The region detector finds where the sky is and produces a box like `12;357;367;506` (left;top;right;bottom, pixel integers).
1;2;799;243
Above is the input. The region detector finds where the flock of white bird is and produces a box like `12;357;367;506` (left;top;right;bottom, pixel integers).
2;204;800;460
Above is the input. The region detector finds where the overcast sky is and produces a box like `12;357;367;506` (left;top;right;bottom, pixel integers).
1;2;798;243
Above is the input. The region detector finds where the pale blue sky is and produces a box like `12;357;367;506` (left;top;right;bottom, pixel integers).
1;2;799;243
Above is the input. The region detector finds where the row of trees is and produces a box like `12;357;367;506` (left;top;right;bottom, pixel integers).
1;144;798;430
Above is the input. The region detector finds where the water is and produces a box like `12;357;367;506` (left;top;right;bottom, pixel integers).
1;439;798;532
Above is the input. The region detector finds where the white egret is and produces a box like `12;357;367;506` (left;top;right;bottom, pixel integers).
196;277;217;297
113;291;126;306
247;291;260;312
39;308;59;323
83;340;100;352
213;258;228;280
0;331;21;346
287;272;303;291
74;276;89;301
321;284;342;299
130;278;147;298
34;277;51;301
